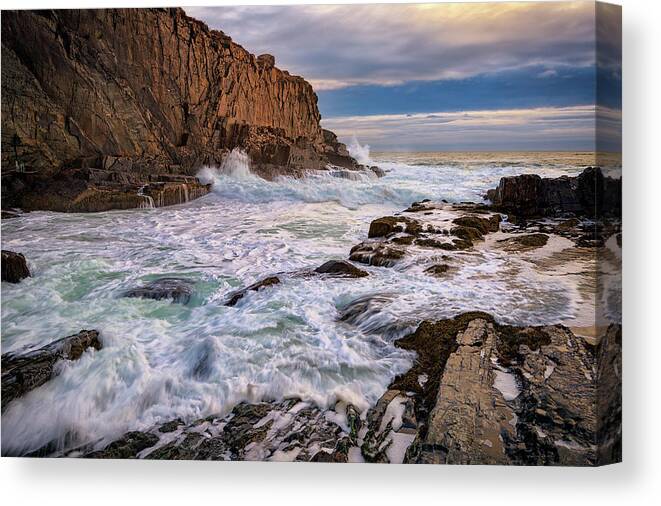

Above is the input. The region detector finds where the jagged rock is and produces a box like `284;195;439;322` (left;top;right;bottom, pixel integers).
314;260;369;278
424;264;451;277
424;319;517;464
497;233;549;250
224;276;281;306
124;278;194;304
1;330;101;411
359;313;621;466
595;325;622;464
1;250;31;283
486;167;621;218
349;242;406;267
1;9;361;211
80;399;358;462
368;216;423;238
85;432;160;459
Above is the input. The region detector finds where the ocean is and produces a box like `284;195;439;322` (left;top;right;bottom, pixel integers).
0;147;619;455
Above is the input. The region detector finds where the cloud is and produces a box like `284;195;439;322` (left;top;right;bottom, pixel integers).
186;2;598;90
538;69;559;78
320;106;621;151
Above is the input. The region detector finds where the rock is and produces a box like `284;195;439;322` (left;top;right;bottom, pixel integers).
1;9;361;211
452;214;501;234
225;276;281;306
85;432;160;459
424;264;451;277
486;167;621;218
595;325;622;464
1;330;101;411
314;260;368;278
1;250;31;283
346;312;622;466
424;319;516;464
497;233;549;250
82;399;356;461
349;242;406;267
124;278;194;304
368;216;423;238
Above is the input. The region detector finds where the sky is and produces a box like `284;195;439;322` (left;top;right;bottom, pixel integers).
186;2;621;152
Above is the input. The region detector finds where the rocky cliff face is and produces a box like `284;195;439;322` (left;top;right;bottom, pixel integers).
1;8;359;211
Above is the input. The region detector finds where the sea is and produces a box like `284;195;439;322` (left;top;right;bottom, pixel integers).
0;145;621;455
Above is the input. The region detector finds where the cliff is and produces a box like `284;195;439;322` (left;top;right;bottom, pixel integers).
1;8;359;211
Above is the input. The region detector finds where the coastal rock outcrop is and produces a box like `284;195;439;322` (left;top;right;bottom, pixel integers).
1;250;31;283
124;278;195;304
224;276;281;306
485;167;621;218
1;330;101;411
1;8;362;211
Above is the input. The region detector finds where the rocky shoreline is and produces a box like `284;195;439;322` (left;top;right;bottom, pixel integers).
1;167;622;464
1;9;366;213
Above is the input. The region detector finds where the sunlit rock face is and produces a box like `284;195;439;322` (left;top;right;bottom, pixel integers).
1;8;359;211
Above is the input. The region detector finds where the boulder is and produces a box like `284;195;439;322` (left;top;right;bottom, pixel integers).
1;330;101;411
368;216;422;238
1;250;31;283
224;276;281;306
349;242;406;267
124;278;194;304
486;167;621;218
314;260;369;278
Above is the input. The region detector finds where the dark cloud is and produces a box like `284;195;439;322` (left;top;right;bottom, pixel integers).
187;2;597;89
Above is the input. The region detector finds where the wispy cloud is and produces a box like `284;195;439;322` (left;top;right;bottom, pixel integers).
321;106;621;151
186;2;598;90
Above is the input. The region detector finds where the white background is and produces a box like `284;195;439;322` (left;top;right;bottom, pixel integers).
1;0;659;504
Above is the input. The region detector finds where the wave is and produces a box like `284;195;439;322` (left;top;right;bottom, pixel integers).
196;148;435;210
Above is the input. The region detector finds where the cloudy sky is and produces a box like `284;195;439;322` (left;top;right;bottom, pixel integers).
187;1;621;151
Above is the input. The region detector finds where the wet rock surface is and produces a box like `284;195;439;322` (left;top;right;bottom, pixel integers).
77;313;620;465
1;330;101;412
224;276;281;306
1;250;31;283
123;278;195;304
314;260;369;278
486;167;621;218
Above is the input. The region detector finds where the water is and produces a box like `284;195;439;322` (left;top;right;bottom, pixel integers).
1;146;613;455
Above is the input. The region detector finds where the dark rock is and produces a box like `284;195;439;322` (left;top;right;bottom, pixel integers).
314;260;368;278
486;167;621;218
1;330;101;411
424;264;451;277
225;276;281;306
452;214;501;234
85;431;159;459
349;242;405;267
124;277;194;304
1;250;31;283
368;216;422;238
497;233;549;250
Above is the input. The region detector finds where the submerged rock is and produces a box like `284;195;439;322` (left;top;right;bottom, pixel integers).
314;260;368;278
1;330;101;411
124;277;194;304
1;250;31;283
224;276;281;306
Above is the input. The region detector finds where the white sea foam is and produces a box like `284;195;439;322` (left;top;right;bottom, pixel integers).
1;147;602;455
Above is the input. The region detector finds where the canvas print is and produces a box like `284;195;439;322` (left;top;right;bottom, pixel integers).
1;2;621;465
